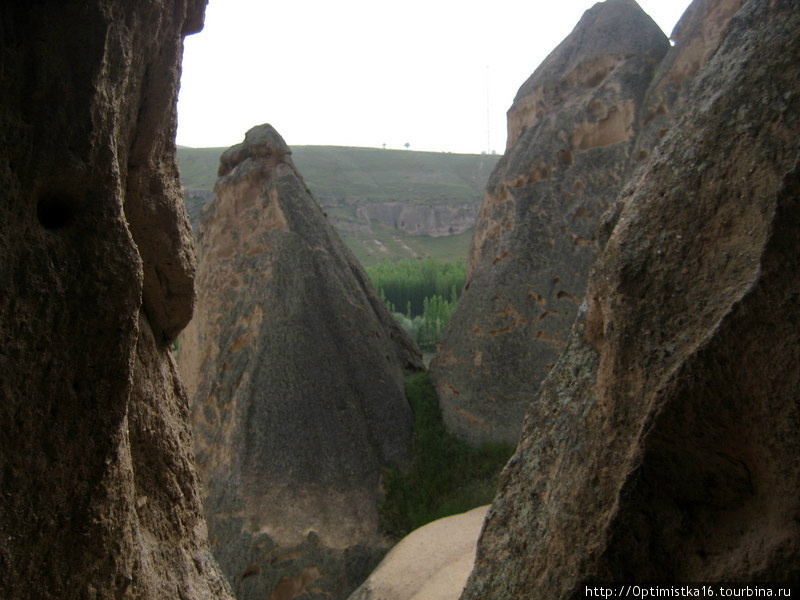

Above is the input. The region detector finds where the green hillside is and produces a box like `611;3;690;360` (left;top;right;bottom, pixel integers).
178;145;499;201
292;146;498;205
176;146;225;189
340;222;474;267
177;145;499;266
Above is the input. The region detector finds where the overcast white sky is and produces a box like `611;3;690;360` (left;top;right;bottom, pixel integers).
176;0;692;154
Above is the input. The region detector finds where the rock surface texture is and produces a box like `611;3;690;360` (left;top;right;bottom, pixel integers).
430;0;670;445
179;124;423;600
0;1;232;599
461;0;800;596
349;506;488;600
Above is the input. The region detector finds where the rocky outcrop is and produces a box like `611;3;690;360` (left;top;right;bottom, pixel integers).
353;201;479;237
461;0;800;595
318;200;479;238
0;1;232;599
429;0;670;445
179;124;423;600
349;506;488;600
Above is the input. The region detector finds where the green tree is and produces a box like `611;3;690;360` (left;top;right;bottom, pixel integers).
366;258;465;350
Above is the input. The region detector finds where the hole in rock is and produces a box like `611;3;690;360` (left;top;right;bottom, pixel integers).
37;192;78;230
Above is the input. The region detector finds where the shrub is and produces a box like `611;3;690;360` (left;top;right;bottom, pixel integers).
379;372;515;540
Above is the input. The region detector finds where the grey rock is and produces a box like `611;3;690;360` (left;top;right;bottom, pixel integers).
0;1;232;598
461;0;800;595
430;0;670;445
180;124;423;600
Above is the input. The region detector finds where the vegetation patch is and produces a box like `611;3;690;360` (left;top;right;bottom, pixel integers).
366;258;465;350
341;226;474;267
379;372;515;540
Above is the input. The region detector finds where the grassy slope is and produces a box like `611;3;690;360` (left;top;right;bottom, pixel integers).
177;145;499;265
292;146;498;205
178;145;499;200
341;223;474;267
176;146;226;190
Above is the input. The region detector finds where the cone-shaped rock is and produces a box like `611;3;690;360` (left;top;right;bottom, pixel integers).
430;0;669;445
180;124;423;600
0;1;232;598
462;0;800;595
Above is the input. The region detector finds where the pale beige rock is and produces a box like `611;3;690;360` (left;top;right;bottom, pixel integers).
349;506;489;600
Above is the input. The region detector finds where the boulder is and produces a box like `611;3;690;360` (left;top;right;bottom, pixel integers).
179;124;423;600
0;1;232;598
430;0;670;445
461;0;800;595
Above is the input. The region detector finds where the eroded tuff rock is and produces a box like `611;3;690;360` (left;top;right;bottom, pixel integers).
179;124;423;600
0;1;232;599
430;0;670;445
632;0;744;162
462;0;800;596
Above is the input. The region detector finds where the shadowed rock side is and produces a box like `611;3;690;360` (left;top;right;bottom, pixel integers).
179;124;424;600
461;1;800;596
429;0;670;445
0;1;233;599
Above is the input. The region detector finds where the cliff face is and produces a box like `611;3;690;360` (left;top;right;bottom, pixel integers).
429;0;670;445
180;124;423;600
0;1;232;599
461;0;800;595
348;201;479;237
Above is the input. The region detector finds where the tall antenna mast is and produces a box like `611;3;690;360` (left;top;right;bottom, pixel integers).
485;65;492;154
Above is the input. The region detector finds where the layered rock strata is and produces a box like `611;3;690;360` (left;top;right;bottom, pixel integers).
462;0;800;595
352;201;479;237
180;124;423;600
430;0;670;445
0;1;232;599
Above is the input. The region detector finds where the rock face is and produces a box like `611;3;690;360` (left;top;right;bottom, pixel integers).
179;124;423;600
349;506;488;600
352;201;479;237
633;0;744;160
430;0;670;445
461;0;800;596
0;1;232;599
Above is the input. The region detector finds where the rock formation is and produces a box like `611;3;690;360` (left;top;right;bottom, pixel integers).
179;124;423;600
430;0;670;445
352;201;479;237
632;0;744;161
461;0;800;595
349;505;488;600
0;1;232;599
